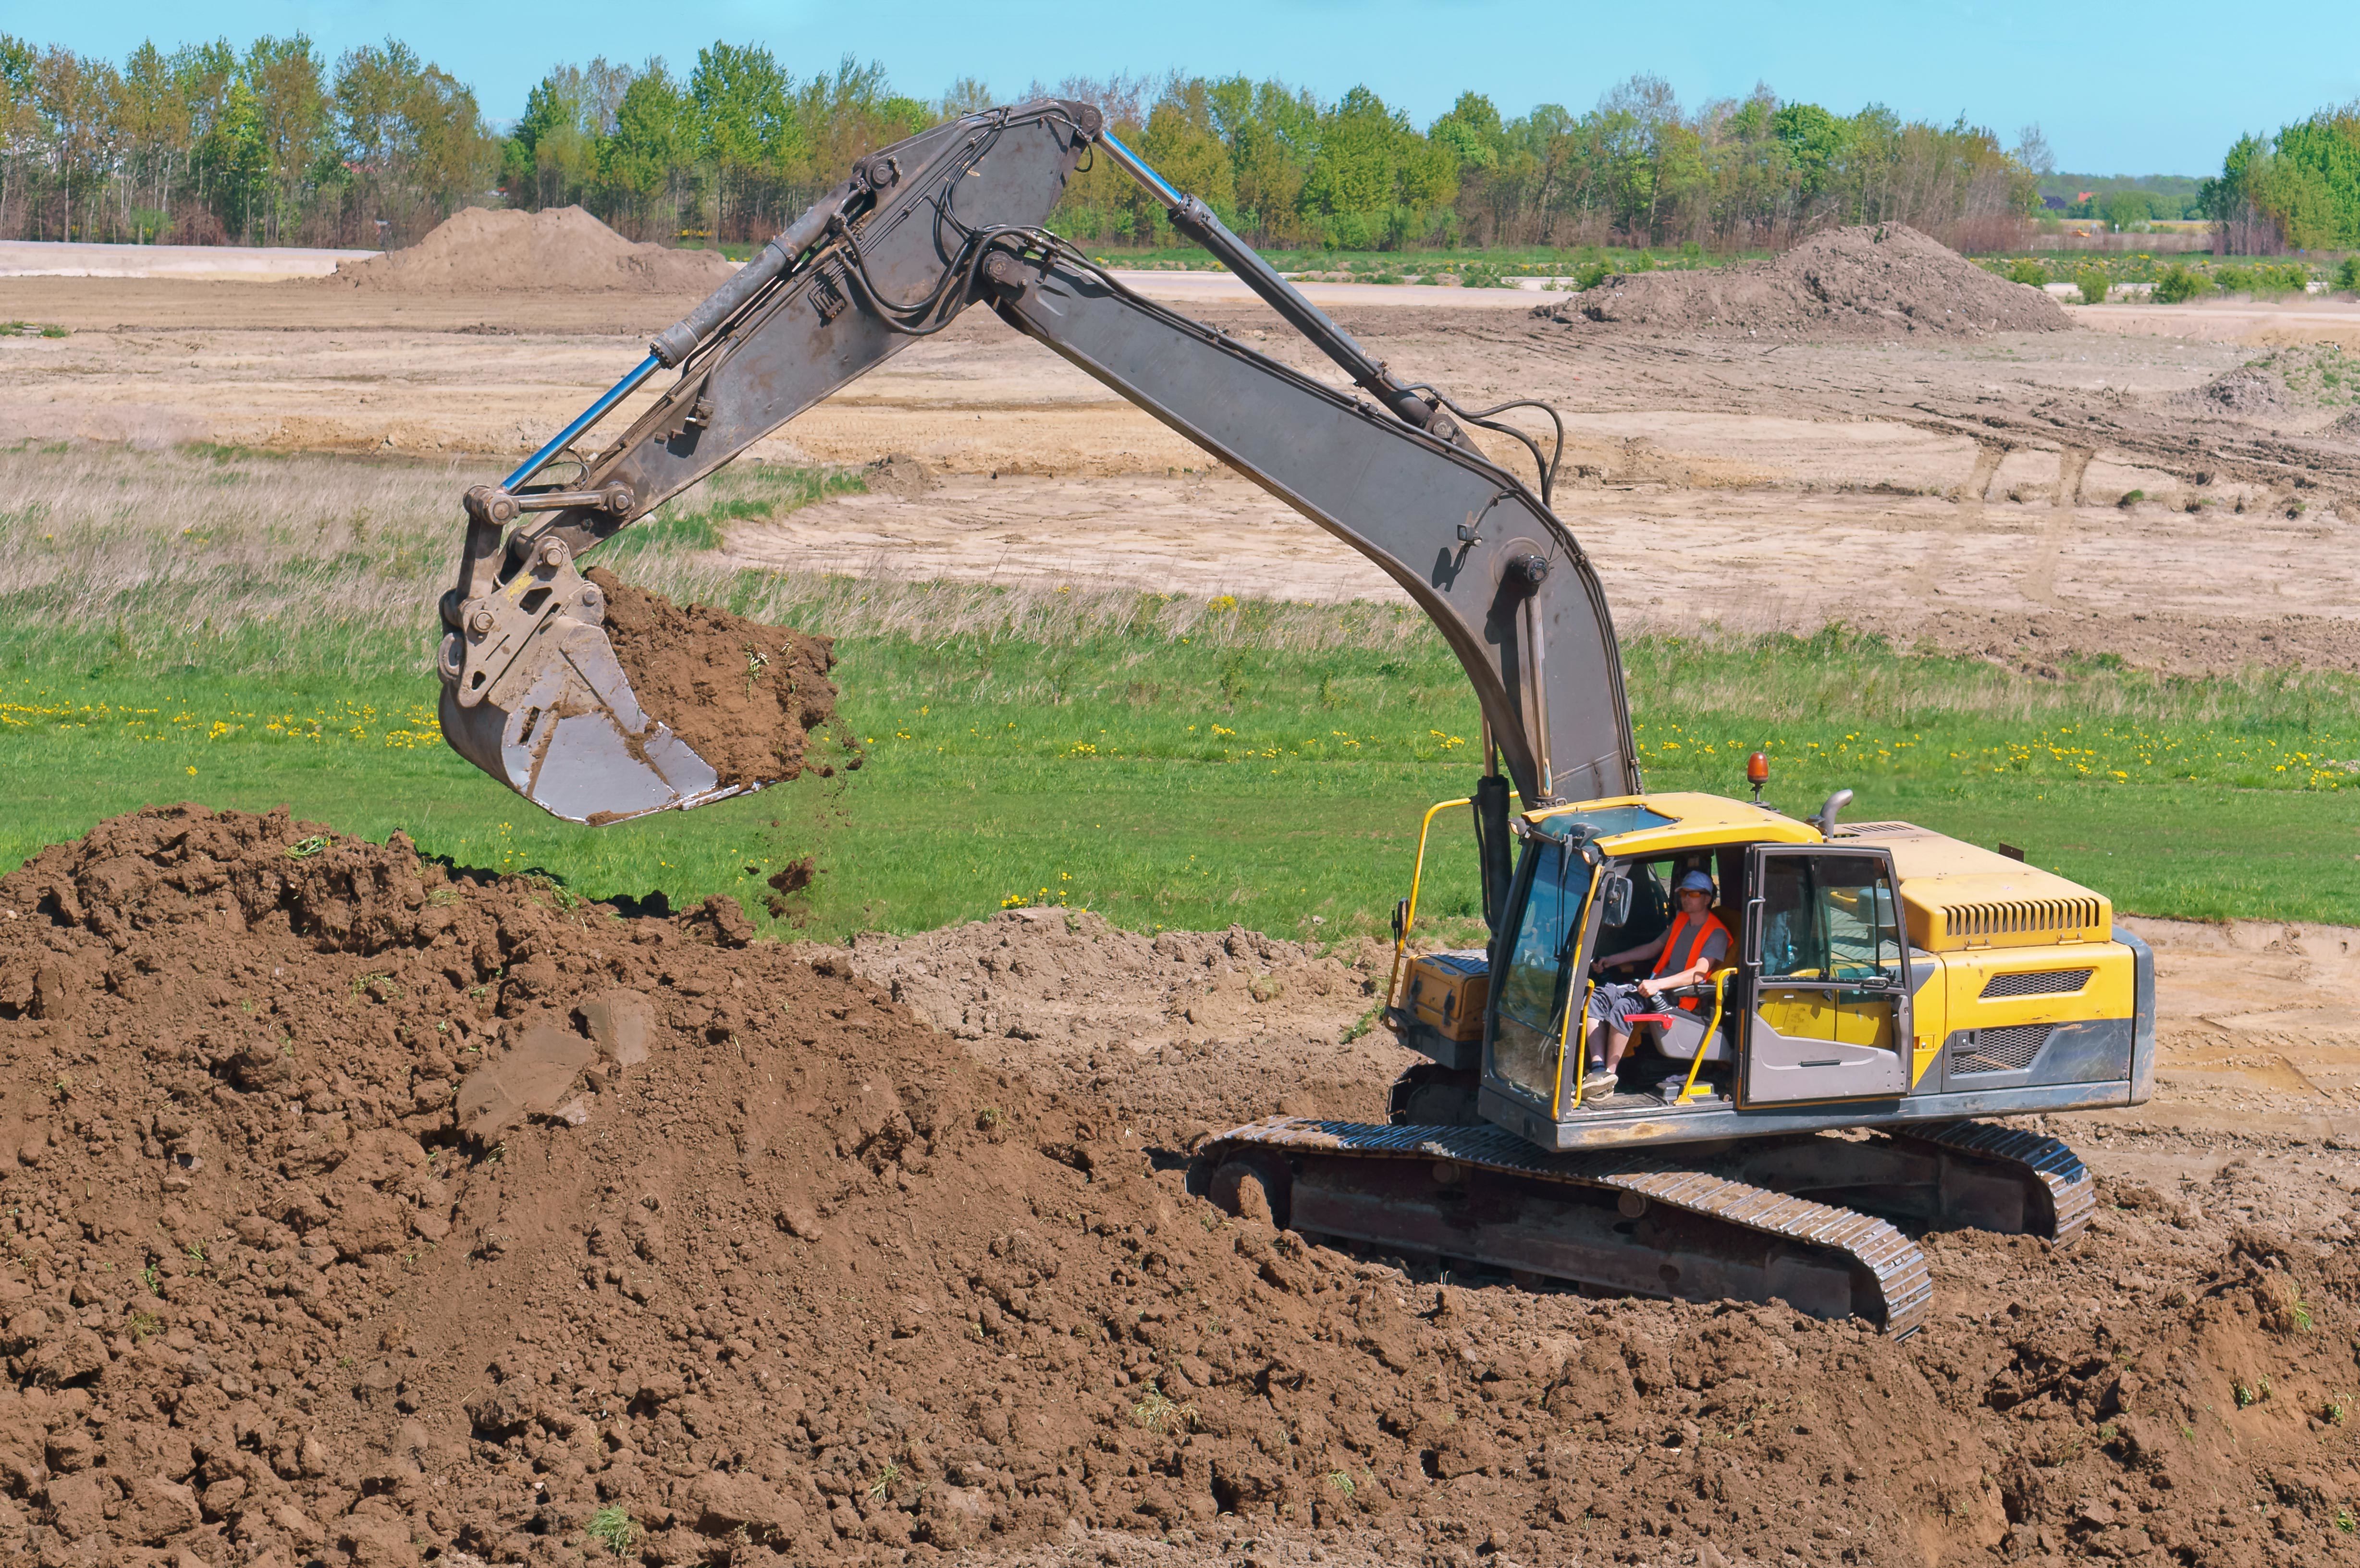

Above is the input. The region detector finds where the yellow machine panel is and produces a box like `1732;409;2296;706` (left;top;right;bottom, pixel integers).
1939;943;2138;1036
1405;950;1490;1042
1839;823;2113;952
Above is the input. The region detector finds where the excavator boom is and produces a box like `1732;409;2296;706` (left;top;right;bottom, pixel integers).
436;100;1636;830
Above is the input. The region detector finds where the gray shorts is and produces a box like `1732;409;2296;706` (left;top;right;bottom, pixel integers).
1586;980;1652;1034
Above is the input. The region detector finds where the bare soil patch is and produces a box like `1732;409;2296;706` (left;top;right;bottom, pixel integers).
587;568;844;790
802;910;1412;1139
321;208;738;296
0;808;2353;1565
1534;224;2069;339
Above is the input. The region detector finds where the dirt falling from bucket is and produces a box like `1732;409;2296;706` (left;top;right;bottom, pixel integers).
587;567;847;790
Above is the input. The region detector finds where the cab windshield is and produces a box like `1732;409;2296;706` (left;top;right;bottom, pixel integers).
1490;839;1594;1104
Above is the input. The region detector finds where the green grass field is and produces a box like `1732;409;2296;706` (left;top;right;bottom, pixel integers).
3;442;2354;942
4;629;2354;944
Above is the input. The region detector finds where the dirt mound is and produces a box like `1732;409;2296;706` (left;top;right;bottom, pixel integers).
1534;224;2070;339
324;207;737;295
2188;344;2360;423
0;806;2355;1566
805;910;1411;1137
588;568;847;789
2190;365;2288;416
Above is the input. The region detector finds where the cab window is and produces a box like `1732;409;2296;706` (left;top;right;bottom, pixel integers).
1491;840;1592;1100
1759;854;1904;983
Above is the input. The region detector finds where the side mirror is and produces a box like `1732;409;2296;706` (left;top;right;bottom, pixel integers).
1390;897;1408;944
1601;876;1632;927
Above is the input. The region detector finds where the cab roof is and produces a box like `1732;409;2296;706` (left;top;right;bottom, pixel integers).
1524;791;1822;856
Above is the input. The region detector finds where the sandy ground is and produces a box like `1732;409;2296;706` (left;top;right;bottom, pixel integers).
0;239;374;280
1;273;2355;673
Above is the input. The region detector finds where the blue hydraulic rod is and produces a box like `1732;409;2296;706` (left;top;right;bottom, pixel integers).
504;353;664;491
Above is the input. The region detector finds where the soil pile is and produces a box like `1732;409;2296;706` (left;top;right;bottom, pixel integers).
0;808;2356;1566
2190;365;2287;416
588;568;846;789
325;208;737;295
1534;224;2070;339
805;911;1410;1136
2186;345;2360;422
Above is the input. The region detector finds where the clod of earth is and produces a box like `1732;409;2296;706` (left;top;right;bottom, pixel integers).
0;805;2351;1564
587;566;848;789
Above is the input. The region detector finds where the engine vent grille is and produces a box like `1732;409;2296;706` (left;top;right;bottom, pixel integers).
1952;1024;2052;1075
1980;968;2094;1000
1930;896;2105;950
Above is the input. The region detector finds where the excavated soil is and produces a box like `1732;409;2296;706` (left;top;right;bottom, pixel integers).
802;911;1414;1141
323;208;737;296
1535;224;2070;339
0;807;2357;1567
587;569;846;790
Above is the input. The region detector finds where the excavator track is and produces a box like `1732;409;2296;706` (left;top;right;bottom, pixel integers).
1197;1117;2092;1338
1883;1119;2096;1242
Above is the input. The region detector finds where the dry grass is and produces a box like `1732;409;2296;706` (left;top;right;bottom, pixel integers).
0;441;1444;671
0;440;2353;741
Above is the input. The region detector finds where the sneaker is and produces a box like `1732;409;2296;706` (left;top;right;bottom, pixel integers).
1579;1081;1619;1105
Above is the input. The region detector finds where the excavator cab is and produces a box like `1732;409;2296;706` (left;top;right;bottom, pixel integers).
1385;788;2152;1154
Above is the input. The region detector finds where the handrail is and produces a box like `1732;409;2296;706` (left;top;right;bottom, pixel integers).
1385;788;1522;1008
1386;796;1470;1009
1672;969;1734;1106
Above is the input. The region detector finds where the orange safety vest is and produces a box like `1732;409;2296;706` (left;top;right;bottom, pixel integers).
1651;910;1732;1011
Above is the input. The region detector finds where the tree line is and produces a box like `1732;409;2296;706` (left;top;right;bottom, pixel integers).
0;32;2043;253
0;33;487;247
2204;105;2360;253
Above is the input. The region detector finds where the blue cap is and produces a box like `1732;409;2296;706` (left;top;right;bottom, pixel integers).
1676;870;1717;894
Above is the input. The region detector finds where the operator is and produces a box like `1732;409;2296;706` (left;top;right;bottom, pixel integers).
1580;870;1733;1101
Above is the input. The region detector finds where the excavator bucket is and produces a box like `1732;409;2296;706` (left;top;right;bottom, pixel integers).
437;599;749;826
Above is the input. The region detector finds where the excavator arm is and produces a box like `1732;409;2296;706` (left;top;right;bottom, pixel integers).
437;99;1640;858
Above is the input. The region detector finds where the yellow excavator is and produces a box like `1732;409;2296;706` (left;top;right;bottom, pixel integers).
434;101;2152;1337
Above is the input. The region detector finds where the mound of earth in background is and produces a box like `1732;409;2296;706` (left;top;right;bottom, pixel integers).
0;807;2356;1565
1535;224;2070;339
322;207;738;294
588;567;847;789
2185;344;2360;424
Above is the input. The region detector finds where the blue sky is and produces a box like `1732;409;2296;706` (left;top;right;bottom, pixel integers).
23;0;2360;176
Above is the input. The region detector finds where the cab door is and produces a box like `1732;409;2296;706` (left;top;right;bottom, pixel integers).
1742;847;1910;1104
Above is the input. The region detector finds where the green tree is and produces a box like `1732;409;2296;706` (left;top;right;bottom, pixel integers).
33;47;123;243
2102;188;2149;232
604;61;690;238
1137;80;1234;237
0;36;40;235
334;38;488;243
1428;91;1503;174
239;34;329;242
689;41;798;239
118;41;188;234
200;74;270;240
1770;101;1844;201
